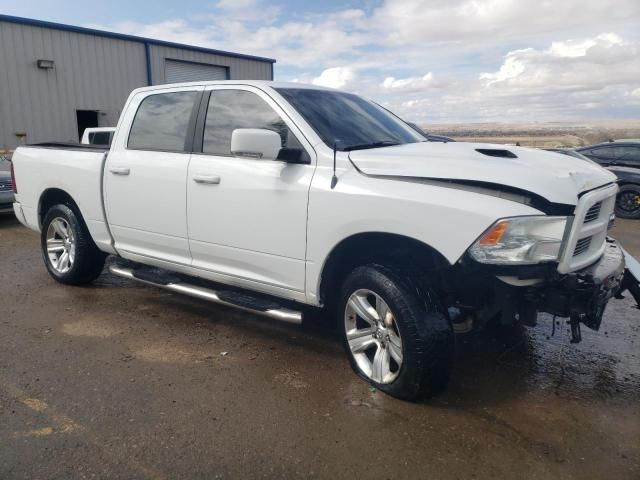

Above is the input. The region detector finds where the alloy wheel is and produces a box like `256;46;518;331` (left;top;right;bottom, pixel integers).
344;289;403;384
617;191;640;214
46;217;76;274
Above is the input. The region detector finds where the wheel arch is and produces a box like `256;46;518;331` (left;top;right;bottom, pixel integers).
38;188;84;229
317;232;451;306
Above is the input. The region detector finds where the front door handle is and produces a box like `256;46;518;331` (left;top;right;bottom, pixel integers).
193;175;221;185
109;167;130;176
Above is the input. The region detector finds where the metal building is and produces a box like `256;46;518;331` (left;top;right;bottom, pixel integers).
0;15;275;149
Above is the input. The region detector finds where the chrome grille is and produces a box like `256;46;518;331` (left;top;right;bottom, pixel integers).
584;201;602;223
573;237;592;257
557;183;618;274
0;181;12;192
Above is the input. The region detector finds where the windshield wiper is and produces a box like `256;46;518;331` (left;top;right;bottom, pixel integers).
343;140;400;152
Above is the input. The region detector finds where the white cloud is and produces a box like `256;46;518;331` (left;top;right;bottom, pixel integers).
480;33;639;92
382;73;438;92
87;19;214;47
372;0;640;44
87;0;640;122
95;8;369;68
384;32;640;123
216;0;258;10
312;67;356;89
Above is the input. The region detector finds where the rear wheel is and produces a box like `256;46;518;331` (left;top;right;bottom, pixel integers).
41;204;106;285
339;264;454;401
615;185;640;219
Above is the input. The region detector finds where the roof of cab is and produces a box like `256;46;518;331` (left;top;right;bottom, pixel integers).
130;80;337;96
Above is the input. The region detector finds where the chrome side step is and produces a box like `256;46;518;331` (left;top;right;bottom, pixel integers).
108;265;303;325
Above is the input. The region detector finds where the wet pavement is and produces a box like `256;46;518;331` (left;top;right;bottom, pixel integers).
0;214;638;479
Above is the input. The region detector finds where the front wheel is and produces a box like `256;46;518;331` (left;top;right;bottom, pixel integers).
339;264;454;401
615;185;640;219
41;204;106;285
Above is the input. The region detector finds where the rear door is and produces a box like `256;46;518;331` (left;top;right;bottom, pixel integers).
105;86;202;264
186;85;315;296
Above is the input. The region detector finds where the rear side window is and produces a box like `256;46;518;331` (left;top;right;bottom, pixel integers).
202;89;304;157
591;146;619;159
128;91;197;151
618;146;640;165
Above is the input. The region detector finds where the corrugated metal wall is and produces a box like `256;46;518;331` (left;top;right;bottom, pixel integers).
165;59;229;83
148;45;272;85
0;21;147;148
0;20;274;149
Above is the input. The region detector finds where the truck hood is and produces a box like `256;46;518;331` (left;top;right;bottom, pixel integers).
349;142;617;206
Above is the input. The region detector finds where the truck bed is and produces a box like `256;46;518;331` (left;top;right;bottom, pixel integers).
11;143;113;252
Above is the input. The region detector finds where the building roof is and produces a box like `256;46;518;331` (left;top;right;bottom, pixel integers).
0;14;276;64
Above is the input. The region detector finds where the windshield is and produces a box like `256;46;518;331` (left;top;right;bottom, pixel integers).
275;88;423;151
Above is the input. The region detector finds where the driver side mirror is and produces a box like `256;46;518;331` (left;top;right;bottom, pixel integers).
231;128;281;161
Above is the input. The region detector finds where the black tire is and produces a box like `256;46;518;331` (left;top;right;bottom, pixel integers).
615;185;640;219
41;204;106;285
338;264;454;401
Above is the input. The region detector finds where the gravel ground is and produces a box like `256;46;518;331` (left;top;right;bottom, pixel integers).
0;214;638;479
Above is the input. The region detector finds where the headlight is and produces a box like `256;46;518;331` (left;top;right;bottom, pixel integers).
468;216;569;265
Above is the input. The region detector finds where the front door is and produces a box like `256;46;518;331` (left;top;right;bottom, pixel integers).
187;86;315;296
105;86;202;265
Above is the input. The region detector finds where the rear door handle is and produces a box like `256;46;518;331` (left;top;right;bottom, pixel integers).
193;175;221;185
109;167;130;176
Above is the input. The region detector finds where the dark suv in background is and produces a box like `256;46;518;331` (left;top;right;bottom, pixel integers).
576;141;640;219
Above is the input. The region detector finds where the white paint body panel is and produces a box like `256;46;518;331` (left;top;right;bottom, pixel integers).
349;142;617;206
9;80;620;307
104;85;203;265
304;153;542;303
10;146;116;254
187;85;316;296
230;128;281;160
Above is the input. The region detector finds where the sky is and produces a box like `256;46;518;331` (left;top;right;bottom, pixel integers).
1;0;639;123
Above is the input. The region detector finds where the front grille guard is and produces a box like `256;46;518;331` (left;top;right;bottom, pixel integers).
557;184;618;274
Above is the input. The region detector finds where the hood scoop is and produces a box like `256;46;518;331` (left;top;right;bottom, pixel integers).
475;148;517;158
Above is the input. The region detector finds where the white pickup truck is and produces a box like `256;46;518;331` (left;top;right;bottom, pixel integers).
10;81;639;400
80;127;116;146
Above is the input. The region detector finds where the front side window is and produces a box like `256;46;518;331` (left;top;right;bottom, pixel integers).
275;88;422;151
203;89;305;157
128;91;198;151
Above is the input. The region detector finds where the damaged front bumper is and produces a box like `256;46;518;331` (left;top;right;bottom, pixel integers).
537;238;626;341
448;238;638;342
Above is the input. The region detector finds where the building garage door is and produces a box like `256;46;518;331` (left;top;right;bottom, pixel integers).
165;60;229;84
